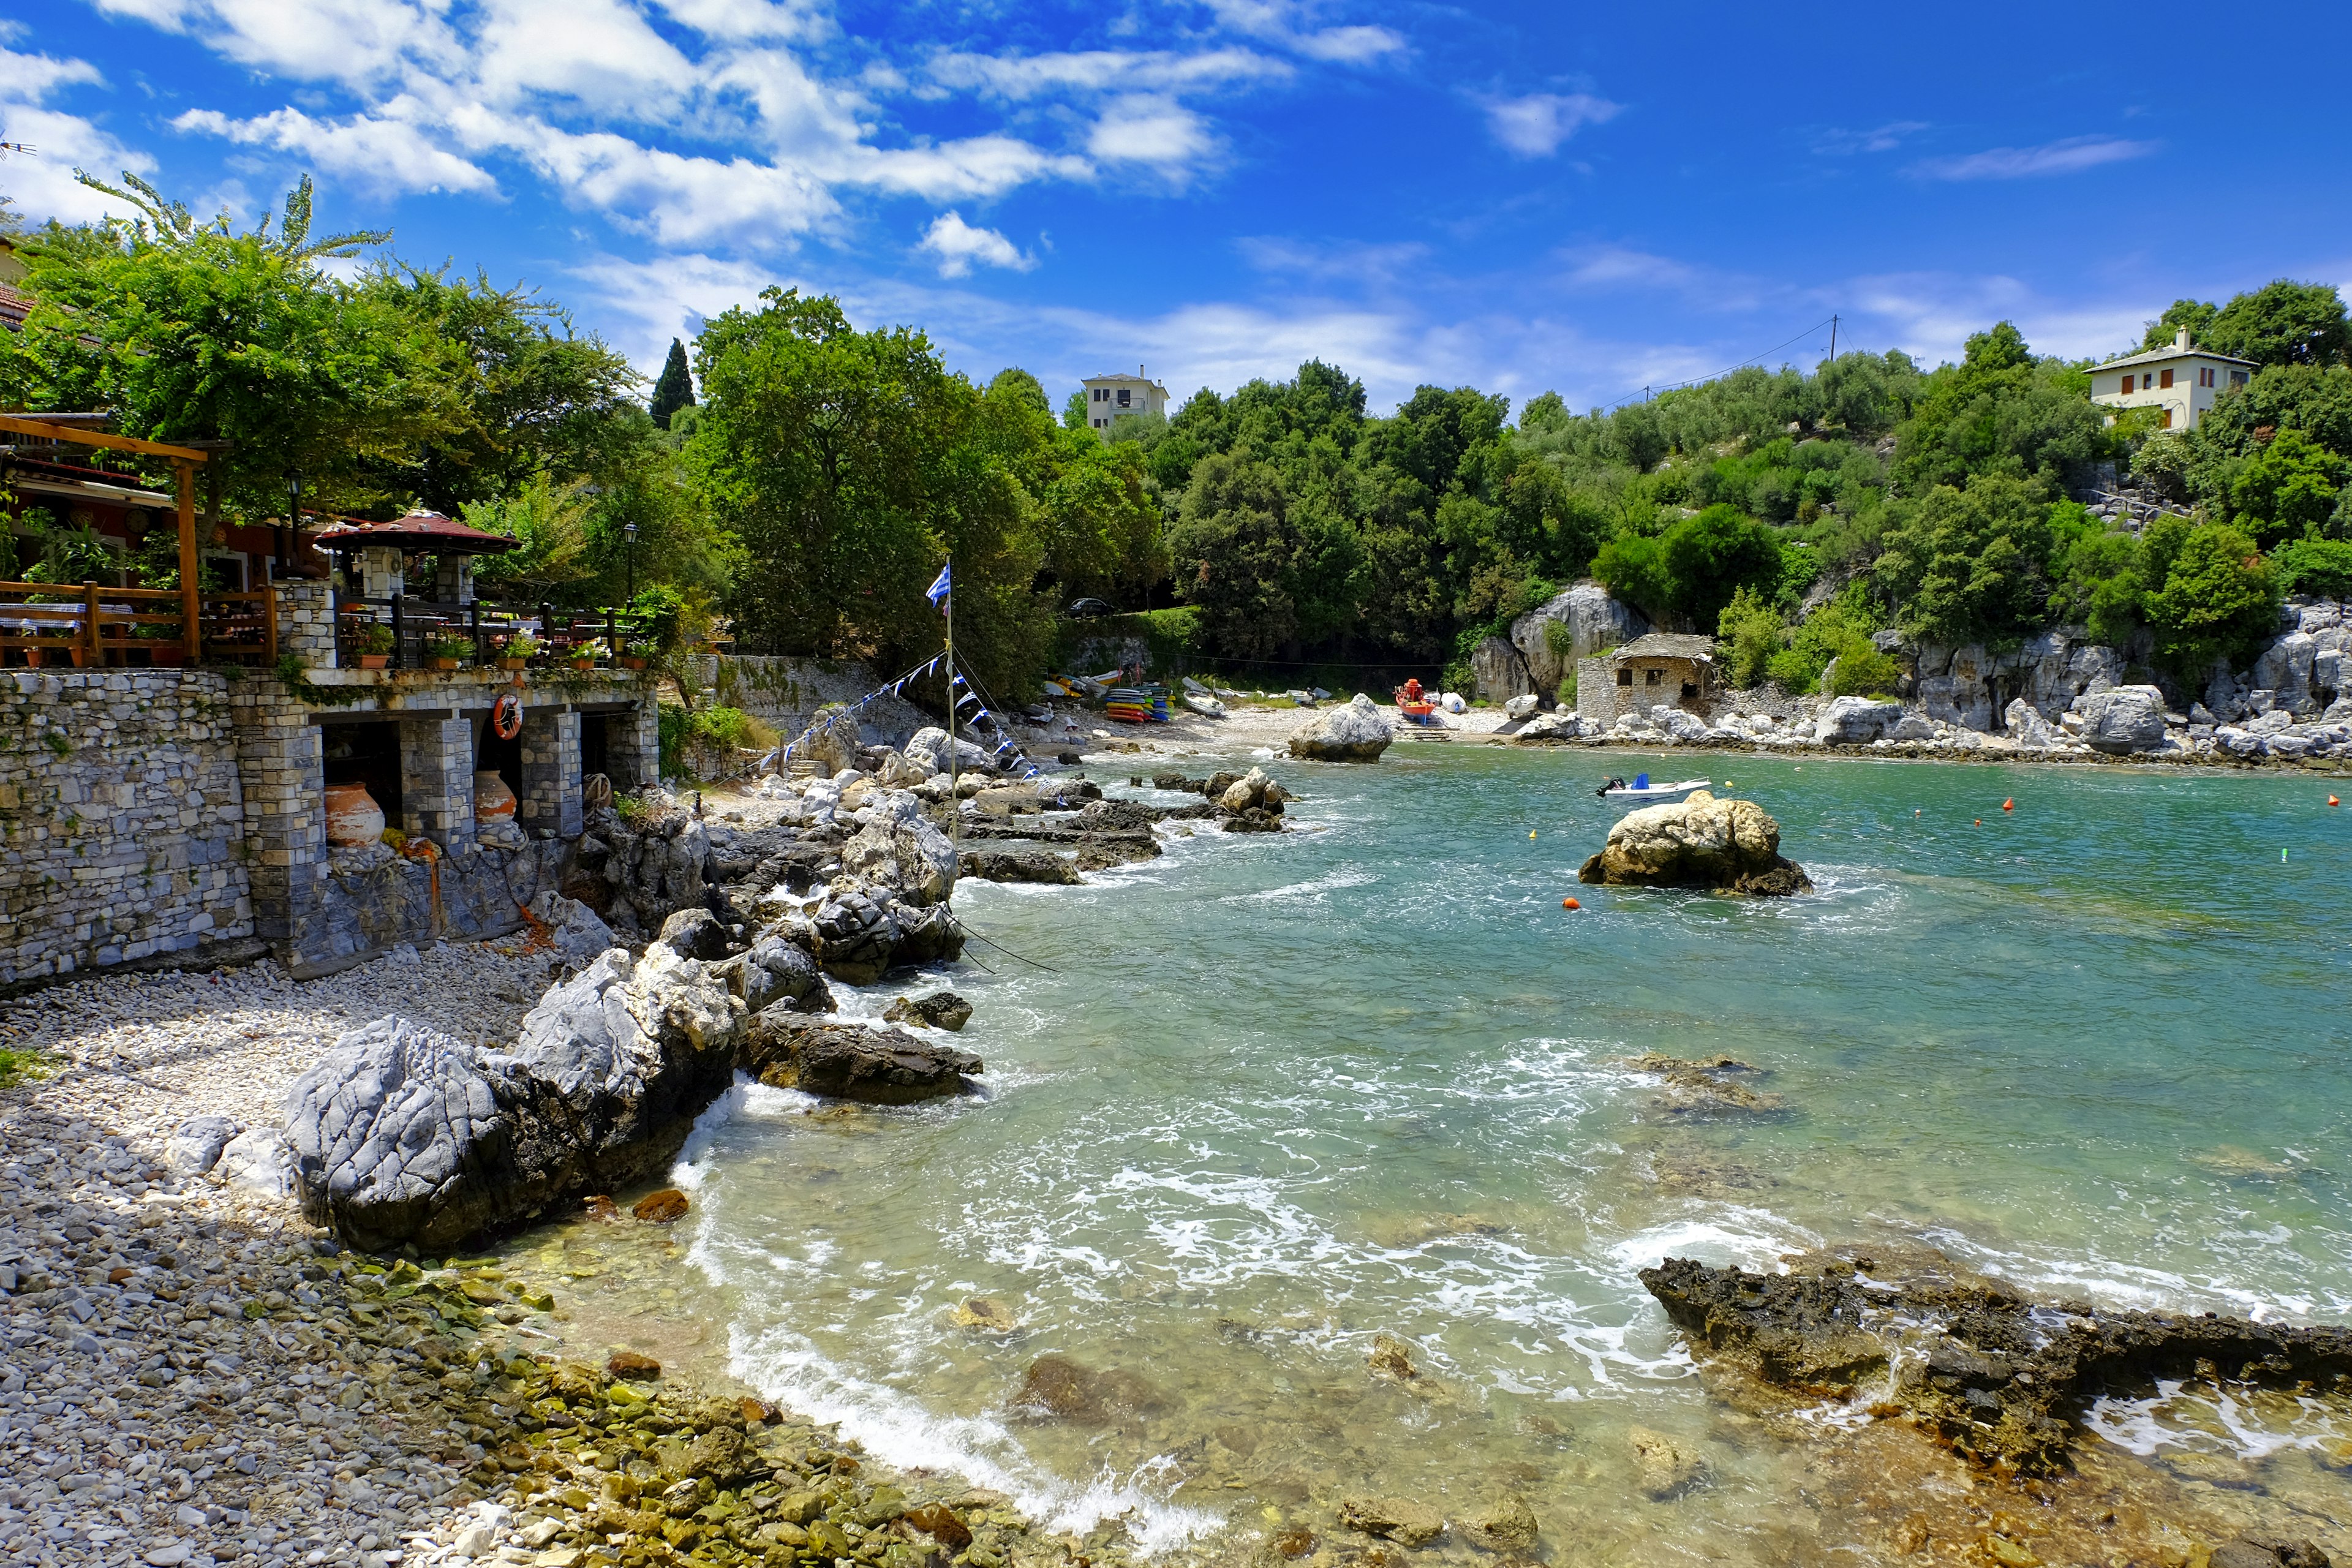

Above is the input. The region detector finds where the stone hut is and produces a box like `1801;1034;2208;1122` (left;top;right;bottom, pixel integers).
1575;633;1719;728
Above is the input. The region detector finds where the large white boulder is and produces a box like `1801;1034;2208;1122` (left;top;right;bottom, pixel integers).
1812;696;1904;745
1289;693;1395;762
2070;684;2169;754
1512;583;1650;695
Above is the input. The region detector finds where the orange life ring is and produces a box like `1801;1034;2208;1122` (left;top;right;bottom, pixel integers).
491;692;524;740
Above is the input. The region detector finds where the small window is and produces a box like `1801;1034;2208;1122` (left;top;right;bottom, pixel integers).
2159;368;2174;390
1645;668;1662;686
1616;669;1632;687
2161;407;2174;429
1117;389;1131;408
2230;370;2249;388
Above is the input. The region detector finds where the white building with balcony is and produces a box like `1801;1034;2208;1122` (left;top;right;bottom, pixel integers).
1081;368;1169;429
2089;329;2255;431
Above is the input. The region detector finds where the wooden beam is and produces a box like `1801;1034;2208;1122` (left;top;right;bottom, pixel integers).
0;414;208;463
176;461;200;664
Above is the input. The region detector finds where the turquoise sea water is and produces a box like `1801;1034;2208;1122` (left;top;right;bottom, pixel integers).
664;748;2352;1558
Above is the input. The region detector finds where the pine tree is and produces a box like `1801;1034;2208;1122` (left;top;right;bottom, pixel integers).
649;338;695;428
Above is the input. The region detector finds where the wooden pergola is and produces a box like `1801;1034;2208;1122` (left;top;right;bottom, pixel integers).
0;412;251;665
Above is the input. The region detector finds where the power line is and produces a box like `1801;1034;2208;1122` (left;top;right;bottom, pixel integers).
1599;314;1842;413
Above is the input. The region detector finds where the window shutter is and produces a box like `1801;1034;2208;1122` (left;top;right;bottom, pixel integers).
2160;368;2174;389
2121;374;2133;393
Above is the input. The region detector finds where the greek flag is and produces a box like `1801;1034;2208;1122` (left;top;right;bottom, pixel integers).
925;562;952;609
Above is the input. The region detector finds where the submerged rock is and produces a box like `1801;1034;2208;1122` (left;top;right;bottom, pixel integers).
1628;1053;1787;1114
1628;1427;1705;1499
741;1014;981;1103
1578;791;1811;895
1338;1495;1444;1547
1639;1253;2352;1476
1289;693;1395;762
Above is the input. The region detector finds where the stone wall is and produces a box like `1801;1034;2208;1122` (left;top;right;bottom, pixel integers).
699;654;933;752
0;669;257;988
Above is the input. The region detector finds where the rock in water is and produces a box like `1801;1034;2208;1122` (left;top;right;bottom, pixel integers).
1577;790;1810;895
1628;1427;1705;1499
726;935;831;1015
883;990;974;1031
741;1014;981;1103
1472;1496;1540;1550
1638;1253;2352;1476
959;849;1082;885
1289;693;1394;762
1338;1496;1445;1547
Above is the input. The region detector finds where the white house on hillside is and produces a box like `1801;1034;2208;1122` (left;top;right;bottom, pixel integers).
1081;367;1169;429
2089;329;2254;431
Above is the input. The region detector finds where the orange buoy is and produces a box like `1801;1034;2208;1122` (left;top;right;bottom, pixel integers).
1974;818;1982;826
2002;797;2014;812
2331;795;2341;807
1562;897;1581;910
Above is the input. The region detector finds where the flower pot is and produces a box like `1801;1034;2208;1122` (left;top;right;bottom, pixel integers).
20;649;42;669
473;770;518;825
358;654;390;669
324;782;387;848
618;656;647;670
429;656;461;671
499;657;527;671
146;644;186;667
69;646;92;668
569;658;595;672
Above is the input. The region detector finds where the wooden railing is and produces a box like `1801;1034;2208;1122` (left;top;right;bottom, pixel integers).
0;579;277;668
332;592;648;671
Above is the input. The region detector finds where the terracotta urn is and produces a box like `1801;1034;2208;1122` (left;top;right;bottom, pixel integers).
473;770;519;824
324;782;386;848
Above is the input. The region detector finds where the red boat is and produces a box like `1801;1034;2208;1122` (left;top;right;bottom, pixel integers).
1393;679;1442;725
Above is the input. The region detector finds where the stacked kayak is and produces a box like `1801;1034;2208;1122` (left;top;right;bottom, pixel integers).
1105;685;1170;723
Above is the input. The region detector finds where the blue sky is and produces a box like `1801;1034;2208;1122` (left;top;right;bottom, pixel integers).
4;1;2350;417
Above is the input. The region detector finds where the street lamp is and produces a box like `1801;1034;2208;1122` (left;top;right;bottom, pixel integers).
622;521;638;603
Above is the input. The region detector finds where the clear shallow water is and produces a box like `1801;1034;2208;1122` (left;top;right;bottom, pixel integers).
667;749;2352;1559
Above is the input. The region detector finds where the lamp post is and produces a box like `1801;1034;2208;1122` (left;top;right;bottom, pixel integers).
279;473;300;579
623;521;638;603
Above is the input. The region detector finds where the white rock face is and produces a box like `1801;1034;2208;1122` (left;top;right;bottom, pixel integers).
1289;693;1395;761
2005;698;2060;749
1512;582;1651;695
2070;684;2171;754
1515;712;1588;741
1813;696;1904;744
1503;694;1539;720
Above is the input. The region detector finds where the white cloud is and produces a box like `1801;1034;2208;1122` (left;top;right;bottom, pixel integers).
929;47;1291;100
1183;1;1404;64
567;250;778;372
1911;135;2158;181
654;0;831;45
174;107;499;197
0;42;102;100
853;137;1091;201
88;0;461;89
1482;92;1622;158
1089;95;1212;168
470;0;701;118
1811;119;1928;156
0;44;154;226
918;211;1035;278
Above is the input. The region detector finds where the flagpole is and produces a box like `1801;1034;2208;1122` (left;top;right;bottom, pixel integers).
942;562;959;865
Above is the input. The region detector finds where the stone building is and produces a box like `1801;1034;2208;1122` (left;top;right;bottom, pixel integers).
1575;633;1719;728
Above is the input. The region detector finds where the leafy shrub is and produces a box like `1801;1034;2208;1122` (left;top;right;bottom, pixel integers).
1768;582;1884;693
1716;586;1782;687
2144;522;2280;679
2271;538;2352;599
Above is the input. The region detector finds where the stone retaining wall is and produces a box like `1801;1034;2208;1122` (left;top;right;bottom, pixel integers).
699;654;933;751
0;669;256;987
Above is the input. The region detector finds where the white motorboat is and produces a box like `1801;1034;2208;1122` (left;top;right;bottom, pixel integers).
1597;772;1709;799
1183;692;1229;718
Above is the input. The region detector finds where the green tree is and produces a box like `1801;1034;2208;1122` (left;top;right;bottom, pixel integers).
649;337;695;428
2139;299;2218;352
2225;428;2350;546
1589;532;1675;621
1716;586;1782;687
1661;503;1784;626
1166;452;1361;661
2203;281;2351;369
1876;476;2070;645
2143;522;2279;678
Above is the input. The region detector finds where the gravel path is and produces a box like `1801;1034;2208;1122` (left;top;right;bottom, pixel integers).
0;938;571;1568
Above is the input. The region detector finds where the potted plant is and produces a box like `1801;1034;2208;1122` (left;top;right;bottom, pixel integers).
424;632;473;671
353;622;395;669
619;638;657;671
568;636;606;671
495;630;539;671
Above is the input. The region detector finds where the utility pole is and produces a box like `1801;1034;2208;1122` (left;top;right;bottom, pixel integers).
1828;315;1839;360
943;568;959;861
